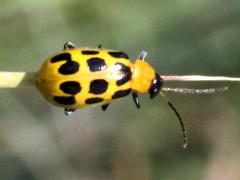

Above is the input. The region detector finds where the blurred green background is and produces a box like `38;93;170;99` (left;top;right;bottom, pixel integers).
1;0;240;180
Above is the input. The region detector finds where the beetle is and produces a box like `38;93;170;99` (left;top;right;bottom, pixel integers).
35;42;188;147
35;42;164;114
35;41;233;148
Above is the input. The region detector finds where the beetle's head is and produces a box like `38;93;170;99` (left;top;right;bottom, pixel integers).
148;73;164;99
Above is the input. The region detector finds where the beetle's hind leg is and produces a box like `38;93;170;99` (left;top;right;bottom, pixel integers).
64;108;76;116
101;104;109;111
64;41;76;50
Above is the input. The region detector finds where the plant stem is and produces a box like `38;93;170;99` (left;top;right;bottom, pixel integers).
0;72;240;88
0;72;35;88
161;75;240;82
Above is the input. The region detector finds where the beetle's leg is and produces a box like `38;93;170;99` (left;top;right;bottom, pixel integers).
101;104;109;111
98;44;103;49
64;108;75;116
64;41;76;50
138;51;147;61
132;92;140;109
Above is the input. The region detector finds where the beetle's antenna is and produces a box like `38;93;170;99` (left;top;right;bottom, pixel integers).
161;87;228;94
160;91;187;148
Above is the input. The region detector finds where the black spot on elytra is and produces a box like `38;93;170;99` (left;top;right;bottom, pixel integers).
87;58;106;72
82;50;99;55
51;53;71;63
60;81;81;95
51;53;79;75
53;96;76;105
115;63;132;86
108;51;129;59
89;79;108;94
59;61;79;75
85;97;104;104
112;89;131;99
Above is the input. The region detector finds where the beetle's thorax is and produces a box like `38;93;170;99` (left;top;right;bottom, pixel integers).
131;59;155;93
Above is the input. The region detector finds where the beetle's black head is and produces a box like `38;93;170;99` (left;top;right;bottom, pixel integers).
148;73;164;99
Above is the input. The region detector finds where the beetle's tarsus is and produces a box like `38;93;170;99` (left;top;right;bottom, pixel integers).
64;108;75;116
64;41;76;50
138;51;147;60
101;104;109;111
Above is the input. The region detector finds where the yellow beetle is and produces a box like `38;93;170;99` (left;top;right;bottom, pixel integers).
35;42;163;115
34;41;237;148
35;41;187;147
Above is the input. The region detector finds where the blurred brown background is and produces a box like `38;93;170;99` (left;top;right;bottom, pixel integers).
0;0;240;179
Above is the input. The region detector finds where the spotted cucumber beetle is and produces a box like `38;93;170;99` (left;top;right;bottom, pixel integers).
36;42;165;114
38;41;222;148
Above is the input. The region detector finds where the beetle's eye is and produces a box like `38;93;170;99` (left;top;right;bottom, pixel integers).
148;73;163;99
